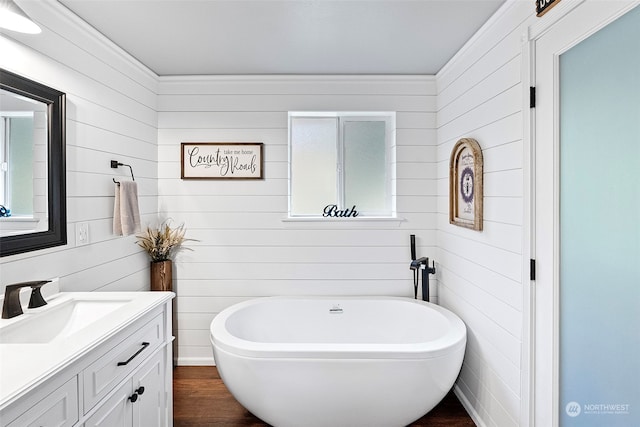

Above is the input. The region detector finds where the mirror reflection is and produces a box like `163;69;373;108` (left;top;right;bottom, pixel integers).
0;88;49;236
0;68;66;257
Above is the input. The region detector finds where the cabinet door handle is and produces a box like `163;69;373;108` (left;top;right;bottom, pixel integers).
117;342;150;366
128;393;139;403
135;386;145;395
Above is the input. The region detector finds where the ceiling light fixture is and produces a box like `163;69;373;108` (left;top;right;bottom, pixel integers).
0;0;41;34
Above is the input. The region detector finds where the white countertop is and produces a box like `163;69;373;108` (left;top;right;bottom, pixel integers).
0;291;174;409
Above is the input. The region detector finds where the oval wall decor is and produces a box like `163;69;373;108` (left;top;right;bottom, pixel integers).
449;138;483;231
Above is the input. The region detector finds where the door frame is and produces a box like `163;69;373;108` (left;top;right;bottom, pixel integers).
527;1;640;426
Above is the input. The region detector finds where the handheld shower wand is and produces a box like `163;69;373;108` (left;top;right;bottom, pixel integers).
410;234;416;261
410;235;418;298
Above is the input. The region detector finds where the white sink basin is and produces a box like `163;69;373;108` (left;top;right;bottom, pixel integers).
0;298;130;344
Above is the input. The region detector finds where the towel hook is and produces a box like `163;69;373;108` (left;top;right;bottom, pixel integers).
111;160;135;184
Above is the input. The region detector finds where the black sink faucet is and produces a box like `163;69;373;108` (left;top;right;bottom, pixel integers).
2;280;51;319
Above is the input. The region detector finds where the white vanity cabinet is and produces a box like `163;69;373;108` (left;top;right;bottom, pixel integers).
83;350;165;427
5;377;79;427
0;293;174;427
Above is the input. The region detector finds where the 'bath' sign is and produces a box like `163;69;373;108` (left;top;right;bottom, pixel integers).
181;142;264;179
323;204;359;218
536;0;561;16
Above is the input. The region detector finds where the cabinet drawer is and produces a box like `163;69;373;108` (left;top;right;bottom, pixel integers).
83;312;164;413
6;376;78;427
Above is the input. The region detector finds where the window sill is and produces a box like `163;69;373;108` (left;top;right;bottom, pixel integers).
0;217;40;235
0;216;38;226
282;216;406;228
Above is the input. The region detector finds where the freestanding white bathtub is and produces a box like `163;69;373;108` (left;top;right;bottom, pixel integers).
210;296;466;427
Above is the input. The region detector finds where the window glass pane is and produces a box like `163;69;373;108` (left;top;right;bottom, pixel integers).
343;120;387;213
290;117;337;215
558;8;640;425
8;117;34;215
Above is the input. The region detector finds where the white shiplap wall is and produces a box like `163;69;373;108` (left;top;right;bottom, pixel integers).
0;2;158;292
0;2;556;425
436;2;535;427
157;76;438;364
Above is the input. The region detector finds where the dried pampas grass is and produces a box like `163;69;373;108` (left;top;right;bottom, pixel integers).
136;220;195;262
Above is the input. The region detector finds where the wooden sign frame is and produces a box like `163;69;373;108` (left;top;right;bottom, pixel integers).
449;138;483;231
181;142;264;180
536;0;562;17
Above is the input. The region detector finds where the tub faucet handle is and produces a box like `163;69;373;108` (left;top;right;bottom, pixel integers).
426;259;436;275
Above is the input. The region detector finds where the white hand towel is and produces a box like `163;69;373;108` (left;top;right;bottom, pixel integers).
113;181;141;236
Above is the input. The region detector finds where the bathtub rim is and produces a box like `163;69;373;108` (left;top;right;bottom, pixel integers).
210;296;466;360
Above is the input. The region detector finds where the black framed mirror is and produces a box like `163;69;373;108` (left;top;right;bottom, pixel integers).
0;69;66;257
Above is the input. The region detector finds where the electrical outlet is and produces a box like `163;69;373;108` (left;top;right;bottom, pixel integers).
76;222;89;246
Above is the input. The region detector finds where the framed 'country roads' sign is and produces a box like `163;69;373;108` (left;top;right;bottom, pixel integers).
181;142;264;180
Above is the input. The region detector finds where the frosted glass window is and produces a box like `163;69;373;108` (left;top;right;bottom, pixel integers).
343;120;388;213
290;117;337;215
289;113;394;217
1;116;34;215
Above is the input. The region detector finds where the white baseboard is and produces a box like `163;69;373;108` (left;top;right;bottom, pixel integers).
454;384;487;427
177;356;215;366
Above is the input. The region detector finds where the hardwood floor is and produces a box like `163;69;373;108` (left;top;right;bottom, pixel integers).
173;366;475;426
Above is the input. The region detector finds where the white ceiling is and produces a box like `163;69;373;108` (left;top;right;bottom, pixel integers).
56;0;506;76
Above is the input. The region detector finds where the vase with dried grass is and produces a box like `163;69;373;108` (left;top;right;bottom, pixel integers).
136;220;194;367
136;220;194;291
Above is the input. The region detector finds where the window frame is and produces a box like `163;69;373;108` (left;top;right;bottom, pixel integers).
288;111;396;219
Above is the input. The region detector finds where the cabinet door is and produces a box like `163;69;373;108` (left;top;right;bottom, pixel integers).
83;381;133;427
132;350;166;427
6;377;78;427
83;313;164;413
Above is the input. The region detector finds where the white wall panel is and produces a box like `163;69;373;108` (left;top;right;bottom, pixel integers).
396;112;437;128
158;76;437;364
439;84;523;144
438;56;522;128
1;3;545;425
438;3;531;95
176;279;412;297
0;4;158;293
158;111;285;129
158;93;435;112
440;285;521;426
436;1;535;426
20;1;157;96
158;76;436;96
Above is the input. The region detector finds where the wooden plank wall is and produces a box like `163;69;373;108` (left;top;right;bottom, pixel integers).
436;2;536;427
0;2;158;292
1;3;550;426
157;76;438;364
